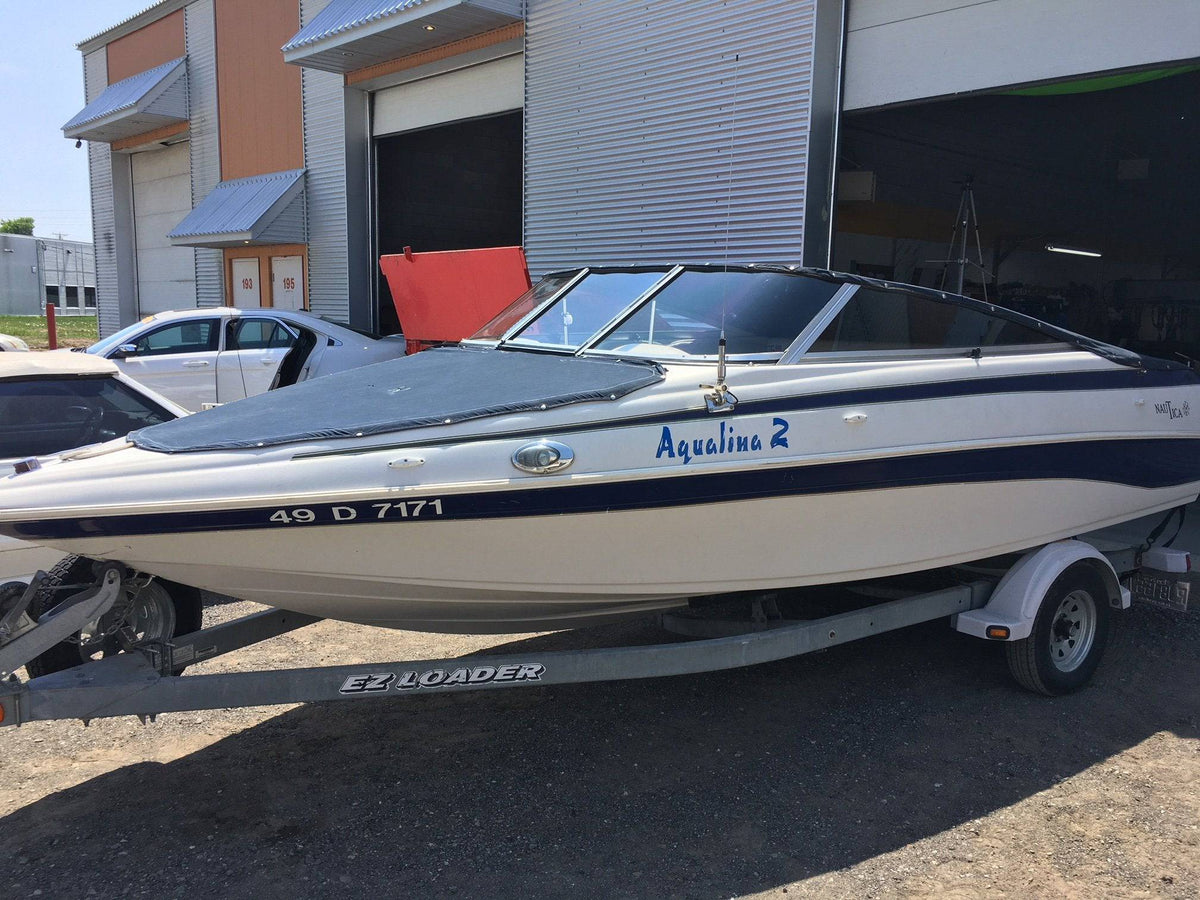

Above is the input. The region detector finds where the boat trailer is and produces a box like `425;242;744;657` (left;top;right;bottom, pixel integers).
0;539;1192;727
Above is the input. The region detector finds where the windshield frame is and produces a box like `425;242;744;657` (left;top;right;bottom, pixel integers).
499;266;682;353
778;283;1082;364
577;266;850;364
466;263;1141;369
465;268;591;348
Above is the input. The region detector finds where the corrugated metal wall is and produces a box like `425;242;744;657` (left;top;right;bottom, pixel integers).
84;48;120;336
258;193;308;244
301;0;351;322
185;0;225;306
524;0;821;272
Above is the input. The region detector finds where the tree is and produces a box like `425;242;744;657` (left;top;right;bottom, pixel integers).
0;217;34;235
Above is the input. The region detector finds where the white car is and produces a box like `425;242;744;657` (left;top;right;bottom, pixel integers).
0;333;30;351
84;308;407;411
0;352;187;582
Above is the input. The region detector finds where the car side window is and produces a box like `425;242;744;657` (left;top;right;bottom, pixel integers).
807;287;1058;354
132;320;221;356
229;318;296;351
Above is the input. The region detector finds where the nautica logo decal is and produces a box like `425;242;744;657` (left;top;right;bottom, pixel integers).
1154;400;1190;419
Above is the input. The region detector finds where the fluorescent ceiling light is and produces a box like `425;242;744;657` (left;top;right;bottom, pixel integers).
1045;244;1102;258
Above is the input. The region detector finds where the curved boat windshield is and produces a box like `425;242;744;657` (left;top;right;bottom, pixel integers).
592;270;841;358
471;273;576;341
505;271;668;350
495;268;842;359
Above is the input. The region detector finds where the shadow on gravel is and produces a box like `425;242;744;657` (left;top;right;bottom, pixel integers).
2;603;1196;899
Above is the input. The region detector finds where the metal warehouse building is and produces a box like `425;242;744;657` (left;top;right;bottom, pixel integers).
71;0;1200;358
0;233;96;317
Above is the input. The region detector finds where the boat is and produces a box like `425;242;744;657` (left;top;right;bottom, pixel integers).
2;264;1199;634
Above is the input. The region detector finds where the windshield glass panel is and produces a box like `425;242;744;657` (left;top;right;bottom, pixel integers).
506;271;667;350
471;274;574;341
808;287;1060;353
594;270;842;357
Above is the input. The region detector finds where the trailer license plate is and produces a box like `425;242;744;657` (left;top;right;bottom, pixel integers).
1130;570;1191;612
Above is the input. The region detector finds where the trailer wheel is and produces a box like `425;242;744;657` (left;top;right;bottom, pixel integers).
0;581;28;612
25;555;203;678
1006;562;1111;696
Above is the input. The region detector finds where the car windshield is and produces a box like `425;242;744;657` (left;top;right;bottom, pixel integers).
86;317;162;355
0;376;177;460
499;267;843;359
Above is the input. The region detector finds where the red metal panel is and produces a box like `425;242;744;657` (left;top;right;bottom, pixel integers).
379;246;531;353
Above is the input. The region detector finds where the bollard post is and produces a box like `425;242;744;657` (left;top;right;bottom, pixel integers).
46;303;58;350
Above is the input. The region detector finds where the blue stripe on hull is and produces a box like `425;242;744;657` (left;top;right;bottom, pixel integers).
7;438;1200;542
741;368;1197;417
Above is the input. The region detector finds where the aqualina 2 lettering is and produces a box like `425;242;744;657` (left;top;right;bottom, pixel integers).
655;418;790;464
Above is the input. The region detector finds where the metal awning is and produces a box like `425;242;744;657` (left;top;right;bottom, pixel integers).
63;57;189;143
281;0;523;74
168;170;306;249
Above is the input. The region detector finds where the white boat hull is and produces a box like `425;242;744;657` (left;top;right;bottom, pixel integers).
4;350;1200;633
25;478;1198;632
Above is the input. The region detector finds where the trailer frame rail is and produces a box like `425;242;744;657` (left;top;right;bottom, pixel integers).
0;581;993;727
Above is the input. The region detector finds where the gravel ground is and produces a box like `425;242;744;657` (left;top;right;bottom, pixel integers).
0;592;1196;899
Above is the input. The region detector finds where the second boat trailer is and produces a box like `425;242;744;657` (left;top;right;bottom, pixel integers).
0;537;1192;728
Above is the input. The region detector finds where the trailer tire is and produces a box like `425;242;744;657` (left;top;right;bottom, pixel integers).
1006;562;1111;696
25;555;203;678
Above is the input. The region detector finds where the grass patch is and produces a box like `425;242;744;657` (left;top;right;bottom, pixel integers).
0;315;98;350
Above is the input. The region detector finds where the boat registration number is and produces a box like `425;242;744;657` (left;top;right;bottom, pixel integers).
1129;570;1192;612
267;499;444;525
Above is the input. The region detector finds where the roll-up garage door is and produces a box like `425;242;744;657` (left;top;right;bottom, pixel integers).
372;55;524;139
373;55;524;330
131;142;196;314
844;0;1200;111
523;0;829;273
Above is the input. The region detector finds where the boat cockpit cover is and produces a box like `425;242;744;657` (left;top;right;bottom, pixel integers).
130;346;664;453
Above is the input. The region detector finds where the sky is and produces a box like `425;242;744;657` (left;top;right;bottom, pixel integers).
0;1;156;242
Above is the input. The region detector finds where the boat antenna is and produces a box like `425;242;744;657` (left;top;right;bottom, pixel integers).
718;55;738;391
722;53;740;280
705;53;739;414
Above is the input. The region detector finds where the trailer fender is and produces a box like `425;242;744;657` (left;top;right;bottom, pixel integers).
954;540;1123;641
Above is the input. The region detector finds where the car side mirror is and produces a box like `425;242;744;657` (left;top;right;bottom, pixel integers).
111;343;139;359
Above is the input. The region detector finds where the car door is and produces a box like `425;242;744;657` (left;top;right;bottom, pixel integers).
216;317;297;401
111;318;222;411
